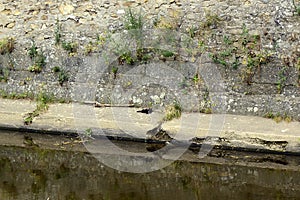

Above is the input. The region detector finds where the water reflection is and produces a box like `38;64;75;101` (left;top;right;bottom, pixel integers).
0;145;299;200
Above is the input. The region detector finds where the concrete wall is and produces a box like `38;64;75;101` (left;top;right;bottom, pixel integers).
0;0;299;120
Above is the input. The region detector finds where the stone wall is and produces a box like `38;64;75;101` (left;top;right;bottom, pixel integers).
0;0;299;120
0;0;299;53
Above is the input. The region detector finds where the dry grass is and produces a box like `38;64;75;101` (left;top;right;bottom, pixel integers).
163;103;182;121
0;37;15;54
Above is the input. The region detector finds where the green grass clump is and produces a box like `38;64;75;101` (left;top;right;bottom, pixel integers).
27;41;46;73
0;90;34;100
23;92;55;125
119;52;135;65
62;41;78;55
52;66;61;73
160;50;174;58
52;66;69;86
111;66;118;79
0;68;10;82
264;112;293;123
58;70;69;86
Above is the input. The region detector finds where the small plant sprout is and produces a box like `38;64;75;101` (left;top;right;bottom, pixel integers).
52;66;69;86
55;18;62;45
0;68;10;82
52;66;61;73
23;91;54;125
118;52;135;65
223;35;233;45
28;40;38;59
62;41;78;55
292;0;300;16
28;53;46;73
232;58;240;70
84;41;96;55
160;50;174;58
277;66;287;94
187;26;198;38
199;88;212;114
193;73;200;84
136;48;151;63
84;128;95;139
241;23;250;46
58;70;69;86
202;11;221;29
111;66;118;79
264;112;293;123
96;33;106;46
198;40;207;53
124;8;143;31
27;40;46;73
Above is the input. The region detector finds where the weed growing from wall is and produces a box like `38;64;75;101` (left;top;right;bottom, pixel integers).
0;90;34;100
118;51;135;65
52;66;69;86
124;8;143;31
27;40;46;73
163;102;182;121
187;26;198;38
209;24;273;85
84;41;96;55
264;111;293;123
23;91;54;125
53;19;78;56
201;11;221;29
83;33;108;55
0;68;10;82
0;37;15;54
297;58;300;86
0;37;15;82
276;66;288;94
111;66;118;79
209;35;237;68
55;18;62;45
292;0;300;16
62;41;78;56
124;8;143;50
199;88;212;114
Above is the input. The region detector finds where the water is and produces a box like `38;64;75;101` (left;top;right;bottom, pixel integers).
0;131;299;200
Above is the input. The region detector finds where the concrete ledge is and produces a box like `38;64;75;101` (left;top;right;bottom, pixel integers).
0;98;299;155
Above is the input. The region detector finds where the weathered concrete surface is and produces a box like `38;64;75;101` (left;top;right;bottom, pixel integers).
0;98;299;154
1;0;299;121
2;56;299;120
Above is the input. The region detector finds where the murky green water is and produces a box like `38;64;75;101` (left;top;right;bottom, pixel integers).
0;141;300;200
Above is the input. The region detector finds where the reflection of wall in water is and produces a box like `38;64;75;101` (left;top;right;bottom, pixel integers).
0;146;299;199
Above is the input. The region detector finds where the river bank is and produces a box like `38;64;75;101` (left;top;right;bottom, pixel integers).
0;98;299;156
0;97;300;199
